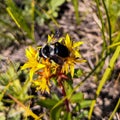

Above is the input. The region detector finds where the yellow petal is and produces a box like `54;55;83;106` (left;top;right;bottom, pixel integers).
29;68;34;81
47;34;53;43
29;46;36;55
65;34;72;49
74;50;81;58
21;62;31;70
65;63;69;74
33;81;39;86
76;59;86;63
29;66;41;81
40;78;50;94
70;64;74;78
25;46;36;59
73;41;83;48
37;63;45;69
26;48;32;59
58;37;63;43
35;52;39;59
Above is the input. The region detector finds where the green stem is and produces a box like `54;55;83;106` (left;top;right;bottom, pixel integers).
102;0;112;45
31;0;35;42
95;0;107;49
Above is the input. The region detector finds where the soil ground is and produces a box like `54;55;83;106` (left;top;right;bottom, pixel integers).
0;0;120;119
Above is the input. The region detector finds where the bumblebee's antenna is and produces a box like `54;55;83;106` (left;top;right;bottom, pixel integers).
54;27;63;38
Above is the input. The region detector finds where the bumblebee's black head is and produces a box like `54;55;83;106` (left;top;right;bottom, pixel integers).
39;44;54;58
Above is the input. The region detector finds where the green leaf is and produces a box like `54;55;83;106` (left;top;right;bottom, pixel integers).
0;102;5;111
74;69;83;78
38;98;58;109
5;0;32;39
63;111;72;120
63;80;73;96
72;0;80;24
80;100;92;109
109;98;120;120
50;0;65;10
78;110;88;119
0;112;5;120
50;106;62;120
51;93;60;101
89;46;120;119
70;92;84;103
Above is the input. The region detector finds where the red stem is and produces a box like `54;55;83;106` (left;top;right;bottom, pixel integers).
58;74;70;112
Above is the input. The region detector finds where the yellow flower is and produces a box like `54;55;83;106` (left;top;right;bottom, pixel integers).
21;46;45;81
62;57;85;78
32;58;57;93
41;58;59;75
21;33;85;93
21;46;58;93
61;34;85;77
33;77;50;94
33;67;51;93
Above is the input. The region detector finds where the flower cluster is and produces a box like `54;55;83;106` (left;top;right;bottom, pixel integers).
21;34;85;93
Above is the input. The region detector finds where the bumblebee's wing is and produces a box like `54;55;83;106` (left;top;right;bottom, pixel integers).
50;55;64;65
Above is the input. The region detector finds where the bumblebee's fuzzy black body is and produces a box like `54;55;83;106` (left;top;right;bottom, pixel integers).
39;42;70;65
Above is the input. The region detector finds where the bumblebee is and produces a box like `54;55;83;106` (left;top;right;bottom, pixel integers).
39;28;70;65
39;42;70;65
